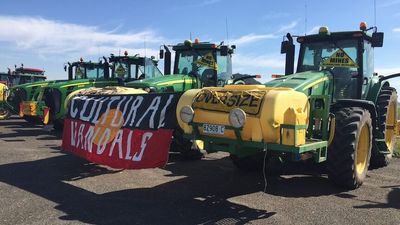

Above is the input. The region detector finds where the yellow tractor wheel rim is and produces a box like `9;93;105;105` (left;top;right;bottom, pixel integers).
356;124;370;175
385;101;396;153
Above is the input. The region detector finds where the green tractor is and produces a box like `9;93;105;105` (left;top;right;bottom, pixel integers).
1;66;47;119
39;53;162;128
125;40;248;158
176;23;398;189
19;58;110;124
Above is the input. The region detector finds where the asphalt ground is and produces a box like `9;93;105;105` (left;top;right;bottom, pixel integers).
0;116;399;225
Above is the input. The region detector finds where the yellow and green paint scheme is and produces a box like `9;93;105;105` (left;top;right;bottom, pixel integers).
177;26;399;189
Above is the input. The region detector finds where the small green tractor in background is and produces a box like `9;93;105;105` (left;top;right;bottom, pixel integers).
1;66;47;119
177;23;398;189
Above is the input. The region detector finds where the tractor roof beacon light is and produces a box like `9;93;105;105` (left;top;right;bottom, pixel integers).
194;38;200;44
184;40;192;47
319;26;330;35
360;22;367;31
124;50;128;56
229;108;246;128
180;105;195;123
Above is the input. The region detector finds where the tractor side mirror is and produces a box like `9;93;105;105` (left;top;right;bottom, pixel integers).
281;40;291;54
159;49;164;59
371;32;384;47
220;46;228;56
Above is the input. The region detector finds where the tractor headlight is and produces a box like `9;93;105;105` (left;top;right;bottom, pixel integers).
229;108;246;128
180;105;194;123
143;87;156;93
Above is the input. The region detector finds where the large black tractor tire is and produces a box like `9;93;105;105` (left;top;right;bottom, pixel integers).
0;107;11;120
53;119;64;131
23;116;42;124
328;107;372;189
370;87;397;168
170;127;204;160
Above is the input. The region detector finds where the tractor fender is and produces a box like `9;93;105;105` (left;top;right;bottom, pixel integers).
332;99;377;130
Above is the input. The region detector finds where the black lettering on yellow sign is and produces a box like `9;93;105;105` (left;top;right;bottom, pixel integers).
321;49;358;68
192;89;265;116
195;53;218;70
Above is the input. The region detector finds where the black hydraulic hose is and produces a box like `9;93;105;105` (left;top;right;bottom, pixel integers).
379;73;400;81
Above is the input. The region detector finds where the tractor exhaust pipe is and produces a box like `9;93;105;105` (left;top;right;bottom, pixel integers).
163;45;171;75
281;33;295;75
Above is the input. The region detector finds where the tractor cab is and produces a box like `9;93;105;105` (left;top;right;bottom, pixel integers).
66;58;110;81
171;39;234;87
281;23;384;101
126;39;235;92
10;67;46;86
109;51;163;84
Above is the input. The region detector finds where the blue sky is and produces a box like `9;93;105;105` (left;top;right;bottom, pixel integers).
0;0;399;89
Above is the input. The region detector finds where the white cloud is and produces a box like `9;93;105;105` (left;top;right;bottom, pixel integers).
199;0;223;6
261;12;290;20
0;15;163;58
230;33;276;45
306;26;322;35
229;21;298;45
393;28;400;32
276;21;298;33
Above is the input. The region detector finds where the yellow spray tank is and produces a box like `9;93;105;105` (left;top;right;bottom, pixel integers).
177;85;309;146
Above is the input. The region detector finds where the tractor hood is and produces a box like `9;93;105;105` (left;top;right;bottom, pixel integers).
44;79;117;90
10;80;62;90
265;71;332;93
126;74;197;91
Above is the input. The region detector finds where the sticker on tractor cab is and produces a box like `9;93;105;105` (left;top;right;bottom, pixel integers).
321;49;358;68
192;89;265;116
195;53;218;70
115;64;126;77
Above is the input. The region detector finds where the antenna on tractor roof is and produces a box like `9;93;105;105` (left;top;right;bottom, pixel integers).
190;32;192;41
226;17;230;45
144;36;147;57
374;0;377;26
304;0;308;35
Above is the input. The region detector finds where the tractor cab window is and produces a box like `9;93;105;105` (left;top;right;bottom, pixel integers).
216;51;232;86
175;49;218;87
86;65;105;79
20;76;33;84
74;66;85;79
362;41;374;97
298;39;359;100
143;58;163;79
33;76;46;82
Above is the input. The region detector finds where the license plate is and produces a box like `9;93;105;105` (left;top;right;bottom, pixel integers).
202;124;225;135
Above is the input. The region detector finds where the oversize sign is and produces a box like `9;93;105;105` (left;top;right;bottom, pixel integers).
192;89;265;115
62;93;182;169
